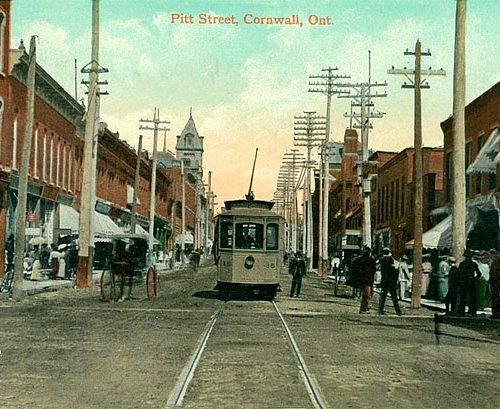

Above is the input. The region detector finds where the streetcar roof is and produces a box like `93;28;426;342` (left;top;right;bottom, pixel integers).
224;199;274;211
217;199;281;218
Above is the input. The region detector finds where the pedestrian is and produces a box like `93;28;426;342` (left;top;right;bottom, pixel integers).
49;245;61;280
421;253;432;298
5;234;14;270
445;256;459;315
457;249;482;316
378;247;402;316
290;251;306;298
436;255;450;302
192;248;201;271
398;255;411;299
40;243;51;269
475;251;490;311
354;246;376;313
489;250;500;319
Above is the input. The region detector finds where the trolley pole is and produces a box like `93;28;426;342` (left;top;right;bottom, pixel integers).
309;67;349;277
388;41;445;308
139;109;170;266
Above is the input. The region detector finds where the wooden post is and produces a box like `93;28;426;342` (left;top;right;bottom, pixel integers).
452;0;467;264
12;36;36;300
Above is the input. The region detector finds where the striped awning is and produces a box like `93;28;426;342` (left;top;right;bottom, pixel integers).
467;128;499;174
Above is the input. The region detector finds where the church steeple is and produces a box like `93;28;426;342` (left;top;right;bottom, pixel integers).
176;110;204;181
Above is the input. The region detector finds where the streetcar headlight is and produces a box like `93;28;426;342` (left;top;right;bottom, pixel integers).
244;256;255;270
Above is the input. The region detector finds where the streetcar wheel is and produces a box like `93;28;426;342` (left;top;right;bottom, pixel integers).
100;269;115;301
146;267;158;299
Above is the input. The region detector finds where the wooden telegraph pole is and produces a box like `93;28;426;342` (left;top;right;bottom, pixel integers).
77;0;108;288
388;41;445;308
139;109;170;266
452;0;467;264
12;36;37;300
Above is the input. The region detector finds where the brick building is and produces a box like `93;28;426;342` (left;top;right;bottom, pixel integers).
441;81;499;251
372;147;444;257
0;3;199;275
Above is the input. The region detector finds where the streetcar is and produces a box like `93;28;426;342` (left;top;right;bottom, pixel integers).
213;149;285;299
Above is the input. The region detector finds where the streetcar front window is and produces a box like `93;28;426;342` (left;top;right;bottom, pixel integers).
235;223;264;249
220;221;233;249
266;223;279;250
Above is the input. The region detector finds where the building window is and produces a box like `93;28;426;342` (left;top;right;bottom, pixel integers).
49;135;54;183
395;178;400;218
62;144;67;189
489;174;497;191
401;176;405;216
0;12;6;73
33;128;39;178
42;132;47;181
56;140;61;186
12;119;18;169
0;97;4;162
68;147;72;191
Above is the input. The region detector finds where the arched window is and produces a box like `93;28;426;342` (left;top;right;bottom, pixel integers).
12;119;18;169
0;97;4;163
0;11;6;73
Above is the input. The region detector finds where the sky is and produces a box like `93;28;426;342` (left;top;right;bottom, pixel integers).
11;0;500;209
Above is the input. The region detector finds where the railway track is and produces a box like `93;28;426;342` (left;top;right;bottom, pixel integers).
167;300;329;409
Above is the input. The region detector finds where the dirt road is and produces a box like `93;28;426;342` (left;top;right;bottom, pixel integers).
0;264;498;408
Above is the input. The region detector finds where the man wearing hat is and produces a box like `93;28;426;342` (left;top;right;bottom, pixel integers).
290;251;306;298
378;247;402;316
353;246;376;313
490;250;500;319
457;249;481;316
445;256;460;315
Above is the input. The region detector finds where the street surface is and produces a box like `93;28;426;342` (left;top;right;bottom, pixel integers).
0;262;499;409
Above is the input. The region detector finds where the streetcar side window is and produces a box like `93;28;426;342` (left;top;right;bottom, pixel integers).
266;223;279;250
220;221;233;249
235;222;264;249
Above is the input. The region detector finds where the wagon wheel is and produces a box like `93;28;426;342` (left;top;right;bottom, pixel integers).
146;267;158;299
100;269;115;301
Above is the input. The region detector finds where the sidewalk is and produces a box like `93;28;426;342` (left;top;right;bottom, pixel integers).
324;273;493;316
1;260;189;299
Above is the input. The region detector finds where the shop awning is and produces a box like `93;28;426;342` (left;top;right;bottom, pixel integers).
59;204;80;234
467;128;499;174
406;213;475;249
94;211;123;237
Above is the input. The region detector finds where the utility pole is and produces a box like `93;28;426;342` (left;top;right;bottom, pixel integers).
452;0;467;264
205;171;212;257
388;41;445;308
309;67;349;277
181;160;186;266
139;109;170;266
77;0;109;288
130;135;143;234
280;150;305;254
340;79;386;249
12;36;36;300
294;112;326;272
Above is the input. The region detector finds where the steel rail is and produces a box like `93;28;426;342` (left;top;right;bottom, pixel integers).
167;302;225;407
272;301;329;409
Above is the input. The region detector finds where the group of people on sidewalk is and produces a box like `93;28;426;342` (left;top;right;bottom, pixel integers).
349;245;500;318
352;246;403;315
